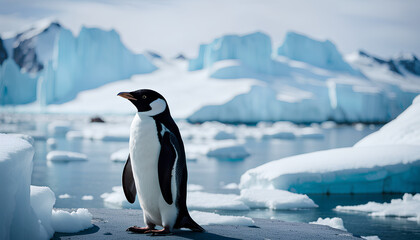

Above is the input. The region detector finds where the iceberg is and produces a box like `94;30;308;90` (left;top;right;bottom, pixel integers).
277;32;358;74
39;26;157;104
0;59;38;105
335;193;420;222
0;21;157;106
239;95;420;194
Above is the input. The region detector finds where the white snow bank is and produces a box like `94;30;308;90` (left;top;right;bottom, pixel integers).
206;145;250;159
110;148;128;162
309;217;347;231
240;97;420;194
51;209;92;233
355;95;420;147
335;193;420;222
47;151;87;162
0;134;41;240
239;189;317;210
222;183;239;189
190;211;254;226
362;236;381;240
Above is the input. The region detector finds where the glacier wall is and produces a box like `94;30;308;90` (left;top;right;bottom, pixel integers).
39;27;157;104
0;22;157;105
0;59;38;105
188;32;288;76
277;32;357;74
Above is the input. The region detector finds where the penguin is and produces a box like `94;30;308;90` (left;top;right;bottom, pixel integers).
117;89;204;235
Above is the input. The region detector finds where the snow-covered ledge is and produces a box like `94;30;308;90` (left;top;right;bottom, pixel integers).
0;134;41;240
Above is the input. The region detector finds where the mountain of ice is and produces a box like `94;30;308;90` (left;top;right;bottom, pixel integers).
187;32;420;124
0;21;157;105
39;27;157;104
239;95;420;194
188;32;288;77
0;59;38;105
277;32;358;74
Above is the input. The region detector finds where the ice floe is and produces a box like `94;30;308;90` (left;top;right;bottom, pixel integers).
47;151;88;162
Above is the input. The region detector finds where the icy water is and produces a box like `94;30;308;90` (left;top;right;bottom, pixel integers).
2;115;419;240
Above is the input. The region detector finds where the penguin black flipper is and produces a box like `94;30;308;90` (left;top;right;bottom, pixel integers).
158;131;178;205
122;154;137;204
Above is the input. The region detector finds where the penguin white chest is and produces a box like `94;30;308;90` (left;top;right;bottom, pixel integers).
129;113;178;227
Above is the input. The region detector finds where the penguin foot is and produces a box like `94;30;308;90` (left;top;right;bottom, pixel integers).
145;227;172;236
126;226;155;234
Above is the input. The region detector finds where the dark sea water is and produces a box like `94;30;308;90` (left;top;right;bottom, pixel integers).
2;116;419;240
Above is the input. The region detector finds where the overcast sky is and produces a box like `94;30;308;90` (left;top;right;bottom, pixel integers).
1;0;419;58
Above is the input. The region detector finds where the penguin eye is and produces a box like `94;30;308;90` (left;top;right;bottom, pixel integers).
142;95;147;99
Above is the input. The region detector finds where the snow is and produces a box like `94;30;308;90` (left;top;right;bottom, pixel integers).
51;208;92;233
362;236;381;240
190;211;254;226
101;186;139;209
206;145;250;159
187;184;204;192
110;148;128;162
309;217;347;231
239;189;318;210
239;96;420;194
81;195;94;201
47;151;88;162
30;186;55;238
335;193;420;222
355;95;420;147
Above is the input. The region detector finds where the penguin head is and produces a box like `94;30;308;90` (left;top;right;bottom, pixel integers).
118;89;168;116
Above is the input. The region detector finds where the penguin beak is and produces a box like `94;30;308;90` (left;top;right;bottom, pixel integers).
117;92;137;101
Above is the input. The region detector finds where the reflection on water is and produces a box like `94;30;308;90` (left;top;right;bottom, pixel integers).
2;115;419;240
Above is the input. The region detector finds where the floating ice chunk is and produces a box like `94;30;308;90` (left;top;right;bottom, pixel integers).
335;193;420;221
47;151;87;162
239;189;318;210
187;184;204;192
47;138;57;149
58;194;72;199
82;123;129;142
65;131;84;140
30;186;56;238
110;148;129;162
187;192;249;211
48;121;71;136
51;208;92;233
214;130;236;140
222;183;239;189
321;121;337;129
81;195;93;201
362;236;381;240
297;127;324;139
207;145;250;159
190;211;254;226
240;145;420;194
309;217;347;231
262;131;296;140
100;186;140;209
